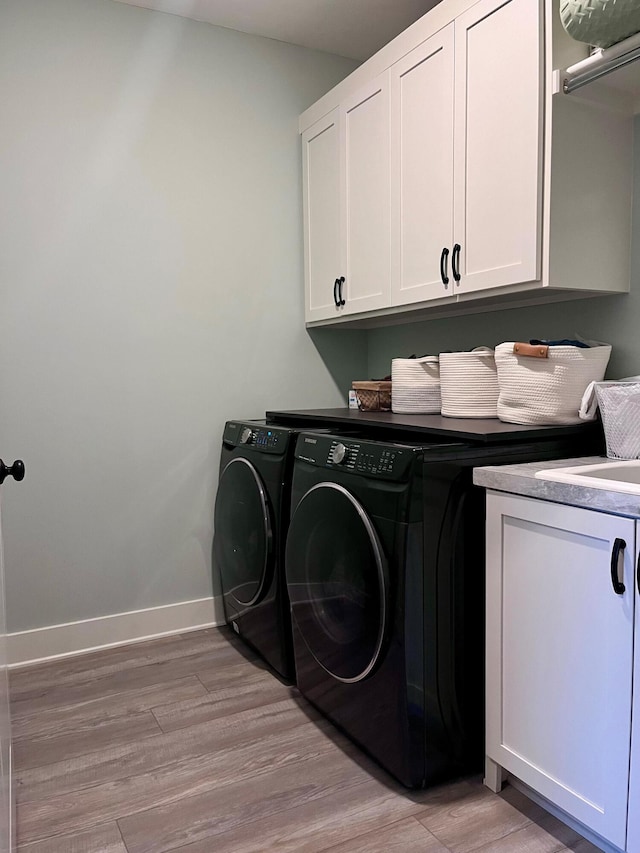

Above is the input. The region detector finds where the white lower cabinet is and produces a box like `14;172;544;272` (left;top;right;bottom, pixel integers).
485;491;639;851
628;562;640;853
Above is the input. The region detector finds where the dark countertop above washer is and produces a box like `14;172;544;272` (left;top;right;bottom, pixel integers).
265;408;602;446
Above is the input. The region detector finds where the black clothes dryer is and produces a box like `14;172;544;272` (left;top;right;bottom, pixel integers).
285;431;592;788
212;420;300;680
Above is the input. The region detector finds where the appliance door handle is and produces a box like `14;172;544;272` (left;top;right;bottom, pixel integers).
338;276;346;306
440;247;450;286
333;278;340;307
452;243;461;283
636;549;640;595
611;537;626;595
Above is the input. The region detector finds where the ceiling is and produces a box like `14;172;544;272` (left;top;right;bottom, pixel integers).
111;0;443;61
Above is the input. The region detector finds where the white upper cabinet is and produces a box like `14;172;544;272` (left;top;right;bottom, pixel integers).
342;75;391;315
299;0;633;327
302;110;342;323
390;25;455;306
302;78;391;322
453;0;542;294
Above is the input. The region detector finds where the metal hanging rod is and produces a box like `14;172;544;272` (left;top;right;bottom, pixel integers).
563;30;640;95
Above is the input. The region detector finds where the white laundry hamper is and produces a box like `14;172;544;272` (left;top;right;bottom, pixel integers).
580;378;640;460
391;356;441;414
439;348;499;418
495;341;611;426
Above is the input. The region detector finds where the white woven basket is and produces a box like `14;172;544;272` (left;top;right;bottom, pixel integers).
391;356;441;414
495;342;611;425
439;348;499;418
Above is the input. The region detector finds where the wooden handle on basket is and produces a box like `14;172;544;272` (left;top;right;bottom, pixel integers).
513;342;549;358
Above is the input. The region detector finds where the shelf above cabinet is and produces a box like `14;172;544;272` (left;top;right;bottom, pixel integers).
554;30;640;114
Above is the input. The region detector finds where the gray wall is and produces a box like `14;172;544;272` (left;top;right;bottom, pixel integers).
368;117;640;380
0;0;364;632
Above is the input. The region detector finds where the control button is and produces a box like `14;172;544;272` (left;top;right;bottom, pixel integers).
332;443;347;464
240;427;253;445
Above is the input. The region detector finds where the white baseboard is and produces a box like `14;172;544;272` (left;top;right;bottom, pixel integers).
8;596;226;668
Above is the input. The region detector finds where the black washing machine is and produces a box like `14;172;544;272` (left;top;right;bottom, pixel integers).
212;421;300;680
285;431;593;787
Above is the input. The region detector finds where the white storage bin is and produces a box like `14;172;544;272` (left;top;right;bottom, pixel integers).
495;341;611;426
439;348;499;418
391;356;440;414
580;379;640;460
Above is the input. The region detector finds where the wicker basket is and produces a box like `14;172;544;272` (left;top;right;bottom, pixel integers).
352;381;392;412
495;342;611;425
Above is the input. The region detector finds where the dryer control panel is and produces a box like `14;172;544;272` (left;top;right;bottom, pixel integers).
224;421;288;453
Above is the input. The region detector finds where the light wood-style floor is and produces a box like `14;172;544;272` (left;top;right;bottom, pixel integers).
11;627;600;852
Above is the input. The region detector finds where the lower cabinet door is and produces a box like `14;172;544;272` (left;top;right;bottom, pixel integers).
627;531;640;853
0;502;12;853
485;492;635;849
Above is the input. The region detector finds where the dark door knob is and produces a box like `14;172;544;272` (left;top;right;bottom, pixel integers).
0;460;25;485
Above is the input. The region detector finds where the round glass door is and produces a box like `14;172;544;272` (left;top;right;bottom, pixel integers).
285;483;388;683
213;457;273;607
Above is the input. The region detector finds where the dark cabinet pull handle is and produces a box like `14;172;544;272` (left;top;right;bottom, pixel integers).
333;278;340;307
452;243;461;283
636;550;639;595
338;276;345;306
440;248;450;287
611;538;626;594
0;460;25;485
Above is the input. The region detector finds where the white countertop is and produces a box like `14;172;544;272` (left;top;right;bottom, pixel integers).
473;456;640;518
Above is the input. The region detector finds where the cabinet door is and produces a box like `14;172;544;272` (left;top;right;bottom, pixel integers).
341;74;391;315
627;527;640;853
302;110;343;323
390;25;455;307
486;492;634;849
453;0;542;295
390;26;455;309
0;502;12;853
